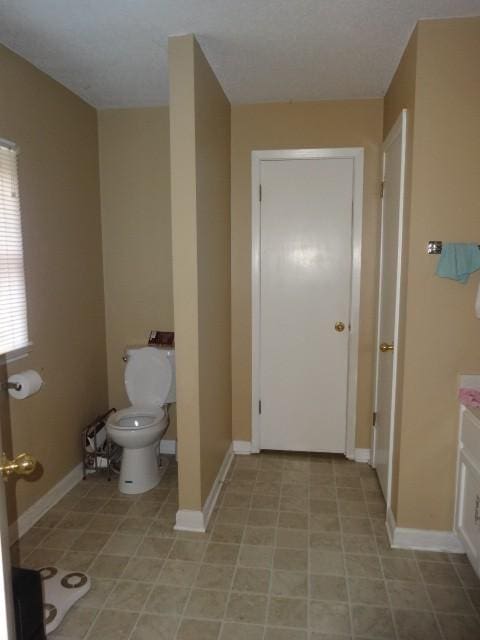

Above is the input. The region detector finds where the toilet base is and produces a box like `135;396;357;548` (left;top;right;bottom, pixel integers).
118;443;160;494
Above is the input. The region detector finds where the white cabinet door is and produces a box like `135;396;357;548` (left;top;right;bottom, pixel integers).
456;453;480;570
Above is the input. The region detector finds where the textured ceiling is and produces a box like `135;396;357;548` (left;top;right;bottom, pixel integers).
0;0;479;108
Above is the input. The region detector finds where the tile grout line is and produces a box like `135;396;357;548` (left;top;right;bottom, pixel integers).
363;468;400;640
159;464;199;640
71;482;124;639
415;552;448;640
306;460;312;639
450;558;480;623
218;455;254;640
28;481;128;640
261;458;278;640
85;468;170;640
337;466;355;640
85;461;177;640
375;523;399;639
67;498;116;640
105;475;174;640
172;546;205;640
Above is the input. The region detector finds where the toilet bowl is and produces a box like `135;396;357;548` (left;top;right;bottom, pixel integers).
106;346;175;494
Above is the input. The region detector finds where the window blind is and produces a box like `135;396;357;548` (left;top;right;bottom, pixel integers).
0;142;29;355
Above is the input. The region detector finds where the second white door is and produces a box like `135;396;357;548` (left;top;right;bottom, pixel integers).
373;110;407;503
258;155;356;453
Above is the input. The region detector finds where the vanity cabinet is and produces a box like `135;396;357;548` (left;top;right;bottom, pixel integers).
455;406;480;575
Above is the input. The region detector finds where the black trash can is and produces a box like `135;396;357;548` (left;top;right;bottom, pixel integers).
11;567;46;640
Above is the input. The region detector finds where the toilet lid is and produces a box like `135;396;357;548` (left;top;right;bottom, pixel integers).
124;347;172;408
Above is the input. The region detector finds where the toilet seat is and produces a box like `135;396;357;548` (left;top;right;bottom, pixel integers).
108;406;165;431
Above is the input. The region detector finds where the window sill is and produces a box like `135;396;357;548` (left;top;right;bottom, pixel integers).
1;343;33;365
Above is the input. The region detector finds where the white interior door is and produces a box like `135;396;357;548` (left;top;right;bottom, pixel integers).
0;419;15;640
258;155;355;453
373;110;407;503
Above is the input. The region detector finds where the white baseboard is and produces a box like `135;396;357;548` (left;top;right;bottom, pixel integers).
386;507;464;553
354;448;370;463
232;440;252;455
9;462;84;544
175;443;234;533
174;509;205;532
201;444;234;528
385;505;396;544
159;439;177;455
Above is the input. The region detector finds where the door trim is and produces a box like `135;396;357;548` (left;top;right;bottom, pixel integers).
251;148;364;457
372;110;408;508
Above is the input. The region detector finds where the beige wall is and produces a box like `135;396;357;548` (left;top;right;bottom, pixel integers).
231;100;383;449
194;42;232;503
390;18;480;530
0;44;107;523
98;107;175;436
169;35;232;510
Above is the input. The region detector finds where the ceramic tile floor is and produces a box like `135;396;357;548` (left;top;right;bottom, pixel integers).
11;452;480;640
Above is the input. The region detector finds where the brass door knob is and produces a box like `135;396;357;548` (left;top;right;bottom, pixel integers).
0;452;37;479
379;342;394;352
334;322;345;332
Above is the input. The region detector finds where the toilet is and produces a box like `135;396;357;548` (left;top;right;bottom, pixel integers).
106;346;175;494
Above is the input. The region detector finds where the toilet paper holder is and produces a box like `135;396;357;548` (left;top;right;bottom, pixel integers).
1;381;22;392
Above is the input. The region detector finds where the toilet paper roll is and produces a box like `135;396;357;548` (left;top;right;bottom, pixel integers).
8;370;43;399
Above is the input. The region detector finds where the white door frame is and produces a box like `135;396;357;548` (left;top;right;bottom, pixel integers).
251;148;364;458
371;110;408;507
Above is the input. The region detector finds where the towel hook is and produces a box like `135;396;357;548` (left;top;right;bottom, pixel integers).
427;241;480;255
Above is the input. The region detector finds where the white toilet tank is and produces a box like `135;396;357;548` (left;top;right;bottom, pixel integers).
124;346;176;407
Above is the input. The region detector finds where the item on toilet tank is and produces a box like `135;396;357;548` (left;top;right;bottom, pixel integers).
7;370;43;399
148;330;175;346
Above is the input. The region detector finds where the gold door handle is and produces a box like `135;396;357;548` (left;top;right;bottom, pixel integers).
0;452;37;479
379;342;394;352
334;322;345;332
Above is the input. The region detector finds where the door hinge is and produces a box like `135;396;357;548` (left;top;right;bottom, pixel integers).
372;411;377;426
259;400;262;414
380;181;385;199
259;184;262;202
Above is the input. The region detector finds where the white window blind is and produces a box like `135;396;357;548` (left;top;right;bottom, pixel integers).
0;141;29;355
